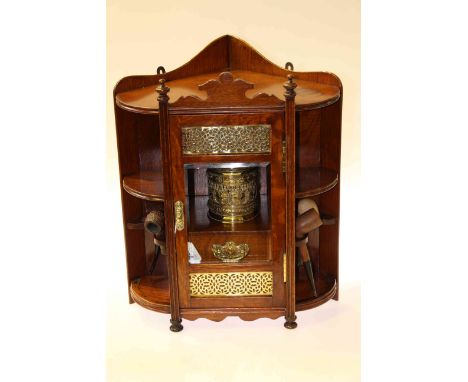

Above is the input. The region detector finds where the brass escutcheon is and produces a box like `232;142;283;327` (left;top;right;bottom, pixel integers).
212;241;249;262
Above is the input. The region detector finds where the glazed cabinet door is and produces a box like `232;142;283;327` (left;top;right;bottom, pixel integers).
168;112;286;309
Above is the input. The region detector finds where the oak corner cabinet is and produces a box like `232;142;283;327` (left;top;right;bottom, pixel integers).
113;35;342;331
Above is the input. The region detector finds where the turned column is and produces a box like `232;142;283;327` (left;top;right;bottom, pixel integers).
156;78;183;332
284;74;298;329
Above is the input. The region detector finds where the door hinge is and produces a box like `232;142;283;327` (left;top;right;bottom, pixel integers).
283;252;287;283
282;140;286;173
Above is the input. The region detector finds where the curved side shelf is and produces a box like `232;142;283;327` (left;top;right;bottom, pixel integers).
122;171;165;201
130;274;336;316
296;273;337;312
123;167;338;202
130;275;170;314
296;167;339;199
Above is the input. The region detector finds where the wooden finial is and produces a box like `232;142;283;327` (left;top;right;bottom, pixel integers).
156;78;170;103
283;74;297;100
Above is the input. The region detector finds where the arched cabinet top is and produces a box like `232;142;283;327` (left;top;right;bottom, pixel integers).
114;35;342;114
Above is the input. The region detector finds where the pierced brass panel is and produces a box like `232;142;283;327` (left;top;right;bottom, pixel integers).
181;124;271;155
189;272;273;297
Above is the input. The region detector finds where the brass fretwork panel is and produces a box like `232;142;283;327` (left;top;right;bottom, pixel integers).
181;124;271;155
189;271;273;297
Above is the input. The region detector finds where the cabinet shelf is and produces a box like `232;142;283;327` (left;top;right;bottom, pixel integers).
296;272;337;311
123;167;338;202
188;195;271;234
122;171;164;201
129;272;337;315
129;275;170;313
296;167;339;198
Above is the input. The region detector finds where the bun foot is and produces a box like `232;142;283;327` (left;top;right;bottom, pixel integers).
170;318;183;332
284;315;297;329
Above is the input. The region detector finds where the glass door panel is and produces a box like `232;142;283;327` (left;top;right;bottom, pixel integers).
184;162;271;265
169;113;285;309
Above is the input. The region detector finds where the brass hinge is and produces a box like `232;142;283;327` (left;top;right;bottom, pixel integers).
283;252;287;283
282;140;286;173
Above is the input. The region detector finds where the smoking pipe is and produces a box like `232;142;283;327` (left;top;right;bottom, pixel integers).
144;210;166;273
295;199;322;297
144;210;165;239
296;208;323;238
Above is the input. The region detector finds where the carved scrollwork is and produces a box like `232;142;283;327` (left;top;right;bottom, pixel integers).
170;71;284;108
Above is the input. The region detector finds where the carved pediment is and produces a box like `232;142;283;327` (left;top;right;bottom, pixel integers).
170;71;284;108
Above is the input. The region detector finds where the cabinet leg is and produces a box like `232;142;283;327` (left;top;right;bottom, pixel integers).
170;318;183;332
284;315;297;329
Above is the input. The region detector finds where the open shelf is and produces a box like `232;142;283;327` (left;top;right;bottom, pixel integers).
123;168;338;202
296;167;339;198
130;275;170;314
116;70;340;114
295;271;337;311
122;171;164;201
188;195;271;234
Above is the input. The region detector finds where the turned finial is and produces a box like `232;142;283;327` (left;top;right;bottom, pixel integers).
156;78;170;103
283;74;297;100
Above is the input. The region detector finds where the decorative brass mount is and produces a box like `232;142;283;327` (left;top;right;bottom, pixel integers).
212;241;250;262
283;252;287;282
174;201;184;231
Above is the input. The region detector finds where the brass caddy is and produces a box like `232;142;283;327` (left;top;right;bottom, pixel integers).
207;166;260;223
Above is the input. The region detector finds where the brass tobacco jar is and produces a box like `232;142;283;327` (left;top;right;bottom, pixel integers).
207;166;260;223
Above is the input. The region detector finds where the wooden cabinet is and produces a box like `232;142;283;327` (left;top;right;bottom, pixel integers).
113;35;342;331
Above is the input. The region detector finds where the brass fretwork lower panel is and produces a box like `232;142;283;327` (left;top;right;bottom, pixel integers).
189;271;273;297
